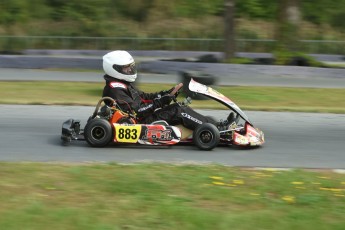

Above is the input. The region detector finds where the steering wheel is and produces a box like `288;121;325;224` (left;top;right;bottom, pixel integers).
169;83;184;97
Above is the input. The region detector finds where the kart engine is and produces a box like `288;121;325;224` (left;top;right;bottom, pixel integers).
98;105;113;120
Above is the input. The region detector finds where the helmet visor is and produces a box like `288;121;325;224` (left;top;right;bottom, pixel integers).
113;62;137;75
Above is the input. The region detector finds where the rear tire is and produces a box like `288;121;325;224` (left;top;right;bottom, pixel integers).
84;119;113;147
193;123;220;150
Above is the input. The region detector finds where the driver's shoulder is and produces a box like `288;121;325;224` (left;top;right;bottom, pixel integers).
109;81;128;89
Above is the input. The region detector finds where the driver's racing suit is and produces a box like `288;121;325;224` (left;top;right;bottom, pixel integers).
102;75;215;130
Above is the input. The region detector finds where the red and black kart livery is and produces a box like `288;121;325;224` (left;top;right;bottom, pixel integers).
61;79;264;150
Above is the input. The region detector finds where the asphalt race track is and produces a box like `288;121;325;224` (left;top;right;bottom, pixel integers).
1;104;344;169
1;65;345;169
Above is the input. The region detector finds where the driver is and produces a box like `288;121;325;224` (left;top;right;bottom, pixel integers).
102;50;232;130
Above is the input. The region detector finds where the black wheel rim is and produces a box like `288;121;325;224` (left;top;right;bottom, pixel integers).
91;126;106;140
199;130;213;144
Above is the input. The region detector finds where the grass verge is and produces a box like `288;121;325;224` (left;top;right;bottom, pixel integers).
0;162;344;230
1;81;345;113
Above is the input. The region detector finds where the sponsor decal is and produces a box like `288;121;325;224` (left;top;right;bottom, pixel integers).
234;133;249;145
181;113;203;124
142;126;173;141
246;124;260;138
138;104;153;112
189;79;208;93
110;82;127;89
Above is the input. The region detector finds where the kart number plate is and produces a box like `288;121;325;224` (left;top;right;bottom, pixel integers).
114;125;141;143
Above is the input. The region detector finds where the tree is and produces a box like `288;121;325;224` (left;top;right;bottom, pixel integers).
224;0;236;60
275;0;300;52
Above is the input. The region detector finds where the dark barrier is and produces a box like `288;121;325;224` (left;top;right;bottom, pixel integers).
180;71;217;100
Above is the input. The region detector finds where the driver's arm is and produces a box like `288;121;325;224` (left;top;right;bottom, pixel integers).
135;84;182;100
104;85;170;118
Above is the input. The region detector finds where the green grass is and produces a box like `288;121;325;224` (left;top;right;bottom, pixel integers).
1;76;344;228
1;81;345;113
0;163;344;229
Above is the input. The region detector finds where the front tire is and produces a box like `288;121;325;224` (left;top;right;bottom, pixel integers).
193;123;220;150
84;119;113;147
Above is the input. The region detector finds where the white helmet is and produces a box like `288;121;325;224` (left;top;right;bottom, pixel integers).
102;50;137;82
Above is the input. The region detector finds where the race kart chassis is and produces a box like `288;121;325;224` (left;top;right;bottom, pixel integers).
61;79;264;150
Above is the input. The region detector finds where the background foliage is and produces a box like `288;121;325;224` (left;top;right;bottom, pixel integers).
1;0;345;37
0;0;344;53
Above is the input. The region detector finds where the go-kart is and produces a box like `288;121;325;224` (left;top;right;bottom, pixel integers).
61;78;264;150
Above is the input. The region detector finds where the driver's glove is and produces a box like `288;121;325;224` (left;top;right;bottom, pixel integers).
158;86;175;97
153;95;174;108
